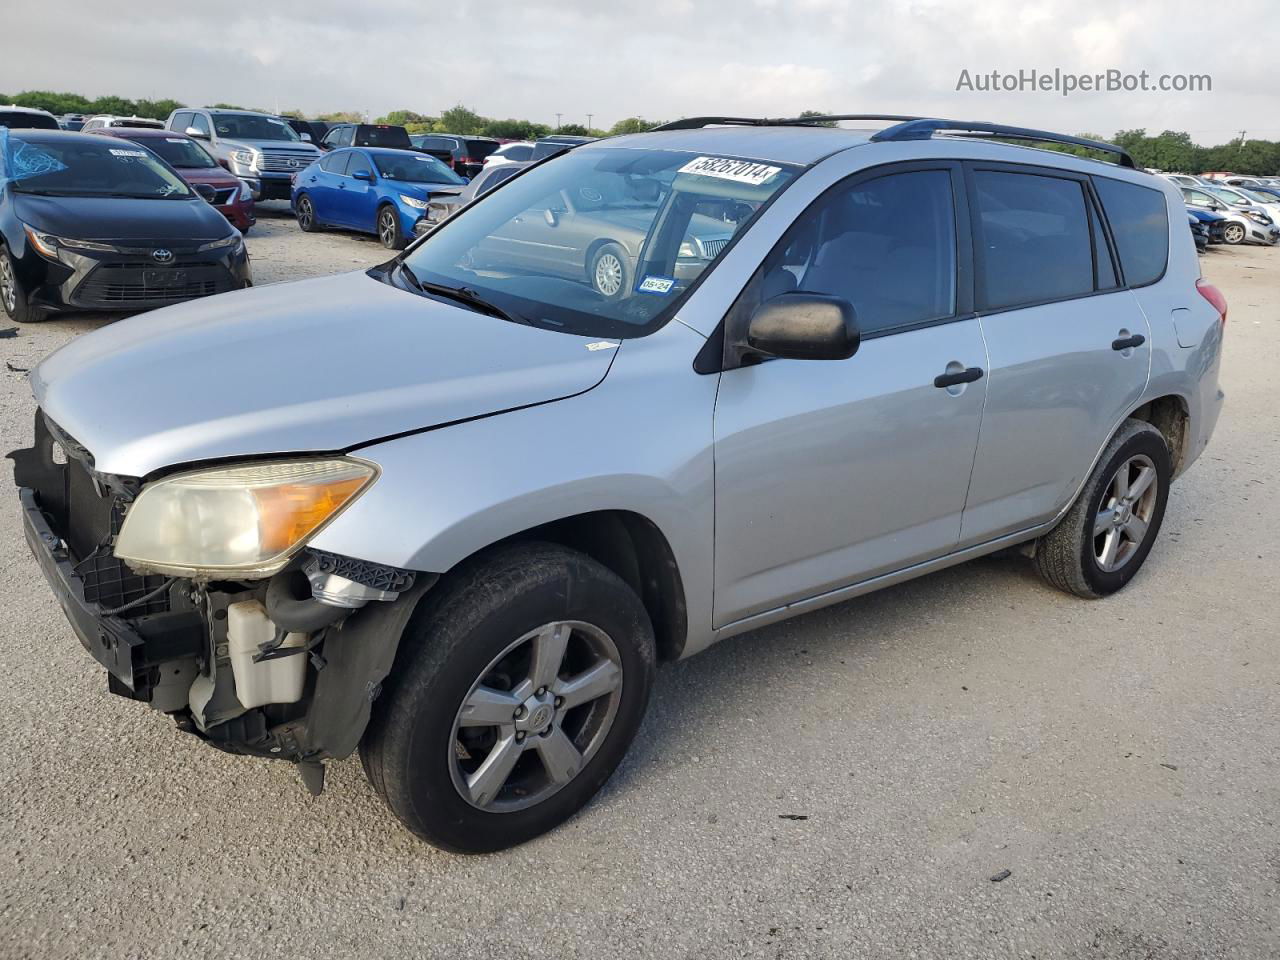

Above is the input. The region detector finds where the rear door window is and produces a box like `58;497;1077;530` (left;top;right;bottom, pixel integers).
972;170;1094;310
1093;177;1170;287
761;168;959;336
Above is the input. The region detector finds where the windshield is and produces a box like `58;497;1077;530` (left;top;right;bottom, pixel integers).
373;152;464;184
400;147;799;338
140;136;217;169
209;112;301;142
4;136;192;199
1240;188;1276;204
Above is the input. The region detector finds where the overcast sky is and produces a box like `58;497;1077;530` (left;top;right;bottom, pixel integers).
6;0;1275;143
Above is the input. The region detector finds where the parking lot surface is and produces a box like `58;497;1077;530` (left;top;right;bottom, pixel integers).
2;207;1277;959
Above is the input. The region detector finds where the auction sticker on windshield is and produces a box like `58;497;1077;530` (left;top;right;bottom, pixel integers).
677;156;782;186
109;149;148;158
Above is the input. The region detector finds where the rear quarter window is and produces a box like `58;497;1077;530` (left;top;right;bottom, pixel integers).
1093;178;1170;287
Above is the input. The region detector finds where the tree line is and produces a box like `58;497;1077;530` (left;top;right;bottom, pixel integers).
4;91;1276;173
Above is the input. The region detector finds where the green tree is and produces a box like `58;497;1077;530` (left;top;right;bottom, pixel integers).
435;104;486;134
134;98;184;120
556;123;590;136
379;109;432;126
317;111;364;123
608;117;661;136
483;117;551;140
797;110;836;127
209;102;245;110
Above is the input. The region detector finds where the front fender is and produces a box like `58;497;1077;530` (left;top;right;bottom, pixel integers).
310;318;718;651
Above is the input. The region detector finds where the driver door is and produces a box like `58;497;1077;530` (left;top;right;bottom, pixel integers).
712;163;989;627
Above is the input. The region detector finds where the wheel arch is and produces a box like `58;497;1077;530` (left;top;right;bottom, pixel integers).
457;509;689;662
584;237;628;282
1125;393;1191;476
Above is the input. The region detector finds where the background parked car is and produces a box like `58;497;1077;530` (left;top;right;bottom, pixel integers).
0;106;60;131
59;114;87;131
319;123;414;152
530;134;596;161
483;141;534;168
87;127;256;233
0;129;250;323
407;134;499;177
412;161;528;237
292;146;465;249
281;117;329;144
1183;186;1277;245
1186;206;1228;244
1205;184;1280;240
80;115;166;132
166;108;321;202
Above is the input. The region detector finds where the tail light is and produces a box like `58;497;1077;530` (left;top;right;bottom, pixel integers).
457;156;473;167
1196;278;1228;325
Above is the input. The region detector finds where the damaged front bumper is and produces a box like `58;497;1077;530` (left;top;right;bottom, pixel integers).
12;412;434;791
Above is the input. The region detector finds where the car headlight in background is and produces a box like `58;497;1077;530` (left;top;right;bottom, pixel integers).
197;233;244;253
231;149;256;167
399;194;429;210
678;240;700;259
115;458;378;579
23;225;115;259
1246;210;1272;225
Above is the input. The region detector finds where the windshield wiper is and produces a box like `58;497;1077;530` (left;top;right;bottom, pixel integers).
396;262;528;325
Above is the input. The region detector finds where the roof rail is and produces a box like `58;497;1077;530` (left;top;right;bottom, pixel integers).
652;114;923;131
871;119;1136;168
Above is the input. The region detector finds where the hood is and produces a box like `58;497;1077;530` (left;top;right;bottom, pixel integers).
33;270;620;477
13;192;231;241
178;167;241;190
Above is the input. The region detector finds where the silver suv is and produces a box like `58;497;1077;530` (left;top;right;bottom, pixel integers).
11;116;1226;852
165;107;320;201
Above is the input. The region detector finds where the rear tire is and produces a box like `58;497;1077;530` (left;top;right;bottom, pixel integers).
0;247;45;323
361;542;656;852
1033;419;1171;598
295;195;319;233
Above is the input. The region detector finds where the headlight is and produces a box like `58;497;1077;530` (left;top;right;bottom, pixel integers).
399;194;429;210
115;458;377;579
197;233;244;253
23;225;115;259
1246;210;1271;224
678;240;699;258
231;149;256;167
238;179;254;201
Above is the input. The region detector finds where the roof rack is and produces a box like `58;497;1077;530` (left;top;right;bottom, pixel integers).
652;114;923;131
871;119;1136;168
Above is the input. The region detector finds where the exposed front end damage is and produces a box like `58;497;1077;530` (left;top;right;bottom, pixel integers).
11;412;434;794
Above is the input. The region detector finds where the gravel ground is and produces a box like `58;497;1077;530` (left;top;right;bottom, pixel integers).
2;209;1278;959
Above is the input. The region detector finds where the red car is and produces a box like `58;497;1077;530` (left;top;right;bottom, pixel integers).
87;127;256;233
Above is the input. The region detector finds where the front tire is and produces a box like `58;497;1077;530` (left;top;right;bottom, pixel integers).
378;205;405;250
1222;222;1245;245
0;247;45;323
589;242;630;300
1034;419;1171;598
361;542;656;852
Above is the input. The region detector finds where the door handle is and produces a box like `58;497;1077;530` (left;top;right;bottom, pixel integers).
1111;334;1146;351
934;366;984;389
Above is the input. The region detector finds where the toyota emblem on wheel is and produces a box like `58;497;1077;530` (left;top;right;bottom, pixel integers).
152;248;174;264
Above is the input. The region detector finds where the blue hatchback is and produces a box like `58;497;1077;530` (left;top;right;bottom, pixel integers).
292;147;465;249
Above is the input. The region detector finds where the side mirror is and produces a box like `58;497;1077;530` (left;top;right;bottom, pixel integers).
193;183;217;203
544;208;559;227
746;293;860;361
185;126;209;140
351;168;374;182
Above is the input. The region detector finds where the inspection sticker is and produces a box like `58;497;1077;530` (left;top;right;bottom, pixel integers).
108;149;148;157
637;275;676;295
677;156;781;186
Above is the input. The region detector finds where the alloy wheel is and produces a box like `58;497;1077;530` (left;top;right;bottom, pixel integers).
1093;453;1158;573
593;252;624;297
1224;223;1244;244
379;210;397;247
449;620;624;812
297;198;313;229
0;256;15;315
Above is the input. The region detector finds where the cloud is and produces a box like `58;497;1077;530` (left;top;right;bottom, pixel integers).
2;0;1274;142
